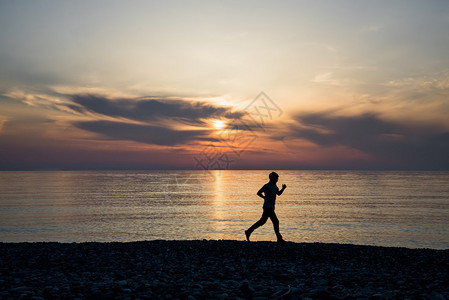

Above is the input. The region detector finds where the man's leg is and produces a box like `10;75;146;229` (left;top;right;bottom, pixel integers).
269;210;284;242
245;210;269;241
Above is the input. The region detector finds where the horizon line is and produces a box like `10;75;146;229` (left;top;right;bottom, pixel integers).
1;168;449;172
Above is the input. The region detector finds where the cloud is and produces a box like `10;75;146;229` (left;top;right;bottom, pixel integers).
311;72;341;86
75;120;213;146
65;94;248;146
2;88;75;114
285;112;449;169
69;94;244;125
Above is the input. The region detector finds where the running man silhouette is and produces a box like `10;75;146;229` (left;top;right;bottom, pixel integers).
245;172;287;243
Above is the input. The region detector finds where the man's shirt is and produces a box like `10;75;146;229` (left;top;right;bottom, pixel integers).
258;181;279;209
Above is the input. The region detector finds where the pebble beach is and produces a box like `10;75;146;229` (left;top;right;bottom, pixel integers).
1;240;448;299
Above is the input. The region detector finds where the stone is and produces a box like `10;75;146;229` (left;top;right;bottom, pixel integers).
117;280;128;287
219;293;228;300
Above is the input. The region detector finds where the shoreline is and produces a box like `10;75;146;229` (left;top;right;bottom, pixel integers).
1;240;448;299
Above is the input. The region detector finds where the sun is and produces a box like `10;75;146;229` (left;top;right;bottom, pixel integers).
212;119;226;130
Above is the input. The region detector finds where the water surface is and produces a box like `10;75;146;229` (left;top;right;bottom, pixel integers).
1;170;448;249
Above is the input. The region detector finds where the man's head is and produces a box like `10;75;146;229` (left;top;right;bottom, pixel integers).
269;172;279;183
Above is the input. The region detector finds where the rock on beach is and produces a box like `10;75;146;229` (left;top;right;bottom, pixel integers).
1;240;448;299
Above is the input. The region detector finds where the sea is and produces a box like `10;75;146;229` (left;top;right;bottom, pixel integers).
0;170;448;249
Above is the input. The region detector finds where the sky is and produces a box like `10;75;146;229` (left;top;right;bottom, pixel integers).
1;0;449;170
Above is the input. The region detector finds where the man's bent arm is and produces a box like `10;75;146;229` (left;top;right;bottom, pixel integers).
277;185;287;195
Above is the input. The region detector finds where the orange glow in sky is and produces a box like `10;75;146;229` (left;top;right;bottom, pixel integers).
1;1;449;170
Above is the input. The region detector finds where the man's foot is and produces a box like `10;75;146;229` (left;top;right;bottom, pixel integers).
277;237;286;243
245;230;251;241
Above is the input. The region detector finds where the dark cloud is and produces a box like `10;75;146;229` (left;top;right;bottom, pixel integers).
70;94;244;125
75;120;213;146
68;94;251;146
287;112;449;170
